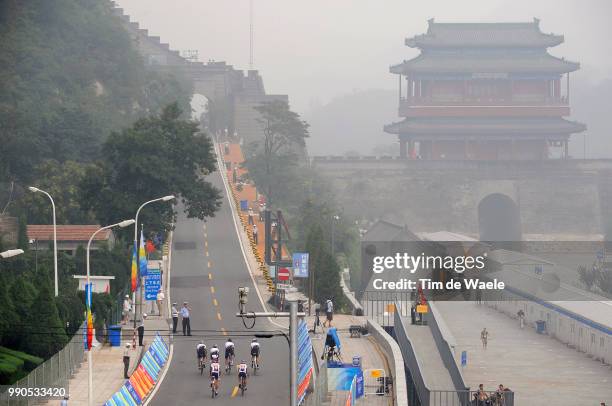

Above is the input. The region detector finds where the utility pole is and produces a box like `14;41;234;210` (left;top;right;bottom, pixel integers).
236;288;304;405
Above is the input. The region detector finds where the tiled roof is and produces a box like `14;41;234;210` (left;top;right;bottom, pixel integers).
406;19;564;48
384;117;586;137
390;52;579;74
27;225;112;242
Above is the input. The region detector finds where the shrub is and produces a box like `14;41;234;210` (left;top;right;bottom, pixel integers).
0;361;18;384
0;346;43;371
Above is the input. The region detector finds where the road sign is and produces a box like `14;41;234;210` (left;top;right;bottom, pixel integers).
278;267;290;281
293;252;309;278
145;268;161;301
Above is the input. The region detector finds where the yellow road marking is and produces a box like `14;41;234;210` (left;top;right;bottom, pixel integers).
206;251;209;257
221;327;228;336
208;261;212;268
210;286;215;294
213;298;218;306
217;312;222;321
204;233;208;238
205;241;208;247
208;273;212;280
231;386;239;397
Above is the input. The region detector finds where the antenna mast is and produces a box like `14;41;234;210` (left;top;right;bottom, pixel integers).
249;0;254;69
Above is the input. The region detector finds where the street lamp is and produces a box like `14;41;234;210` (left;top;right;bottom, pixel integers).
0;249;24;259
28;186;59;296
331;215;340;256
86;219;135;406
133;195;175;328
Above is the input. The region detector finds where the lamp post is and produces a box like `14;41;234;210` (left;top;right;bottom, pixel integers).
0;249;24;259
86;219;135;406
133;195;175;329
28;187;58;296
330;215;340;257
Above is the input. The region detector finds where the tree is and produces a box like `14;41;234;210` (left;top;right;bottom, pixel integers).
305;224;344;307
247;100;309;206
79;103;222;231
20;270;67;358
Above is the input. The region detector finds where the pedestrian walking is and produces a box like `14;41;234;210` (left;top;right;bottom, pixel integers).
248;208;254;225
323;299;334;328
258;203;265;222
252;224;258;244
122;295;131;325
171;302;179;333
480;328;489;349
181;302;192;336
137;314;147;347
123;343;132;379
517;309;525;329
156;289;165;317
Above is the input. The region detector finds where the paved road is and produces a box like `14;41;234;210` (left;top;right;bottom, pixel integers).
150;171;289;405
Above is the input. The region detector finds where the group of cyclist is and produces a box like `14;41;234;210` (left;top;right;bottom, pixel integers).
196;337;261;397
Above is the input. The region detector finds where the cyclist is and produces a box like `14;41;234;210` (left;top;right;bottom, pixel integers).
237;359;248;392
250;338;260;369
224;338;235;371
210;344;220;362
210;357;221;397
196;340;207;370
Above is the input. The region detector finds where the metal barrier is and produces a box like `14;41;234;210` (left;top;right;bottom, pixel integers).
361;291;411;326
363;368;387;397
0;324;85;406
430;390;514;406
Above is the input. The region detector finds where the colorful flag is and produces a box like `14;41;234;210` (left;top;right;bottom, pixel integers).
131;245;137;292
85;282;93;350
139;229;147;277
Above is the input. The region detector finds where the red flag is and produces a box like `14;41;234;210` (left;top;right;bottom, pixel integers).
146;240;155;254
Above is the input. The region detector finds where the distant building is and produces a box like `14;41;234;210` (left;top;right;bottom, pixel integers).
73;275;115;294
385;18;586;160
27;225;115;254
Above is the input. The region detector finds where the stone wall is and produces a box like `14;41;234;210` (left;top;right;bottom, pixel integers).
313;157;611;237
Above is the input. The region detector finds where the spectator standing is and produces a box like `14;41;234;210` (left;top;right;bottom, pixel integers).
123;343;132;378
480;328;489;349
313;303;321;334
323;299;334;328
181;302;192;336
252;224;259;244
60;396;69;406
171;302;179;333
248;208;254;225
122;295;131;325
517;309;525;329
156;289;165;317
474;384;489;406
137;314;147;347
258;203;265;222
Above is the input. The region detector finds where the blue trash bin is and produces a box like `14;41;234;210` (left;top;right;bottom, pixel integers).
535;320;546;334
108;325;122;347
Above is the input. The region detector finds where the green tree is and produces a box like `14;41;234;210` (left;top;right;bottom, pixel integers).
20;270;67;358
305;224;344;307
79;103;222;231
0;272;18;345
246;100;309;206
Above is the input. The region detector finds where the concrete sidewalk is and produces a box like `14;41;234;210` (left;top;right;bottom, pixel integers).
436;301;612;405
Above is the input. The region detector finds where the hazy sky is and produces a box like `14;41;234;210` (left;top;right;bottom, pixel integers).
116;0;612;115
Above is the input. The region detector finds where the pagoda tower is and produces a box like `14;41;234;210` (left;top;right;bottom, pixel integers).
385;18;586;160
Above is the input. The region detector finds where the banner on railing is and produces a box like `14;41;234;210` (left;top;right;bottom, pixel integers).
297;320;313;405
104;333;169;406
345;375;357;406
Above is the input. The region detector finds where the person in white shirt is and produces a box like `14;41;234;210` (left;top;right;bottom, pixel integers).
122;295;131;324
181;302;191;336
323;299;334;327
156;289;165;317
171;302;179;333
250;338;260;368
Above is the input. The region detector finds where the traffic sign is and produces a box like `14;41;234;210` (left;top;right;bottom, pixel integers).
145;268;161;300
293;252;309;278
278;267;290;281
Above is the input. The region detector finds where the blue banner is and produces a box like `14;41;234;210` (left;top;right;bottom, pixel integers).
292;252;309;278
144;268;161;301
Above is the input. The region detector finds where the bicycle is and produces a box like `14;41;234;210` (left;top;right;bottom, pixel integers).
239;374;247;396
225;354;234;375
251;355;259;376
198;357;206;375
210;376;219;398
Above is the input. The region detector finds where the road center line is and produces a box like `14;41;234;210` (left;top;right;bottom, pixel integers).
210;286;215;294
231;386;239;397
207;261;212;268
217;312;222;321
213;298;218;306
208;272;212;280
